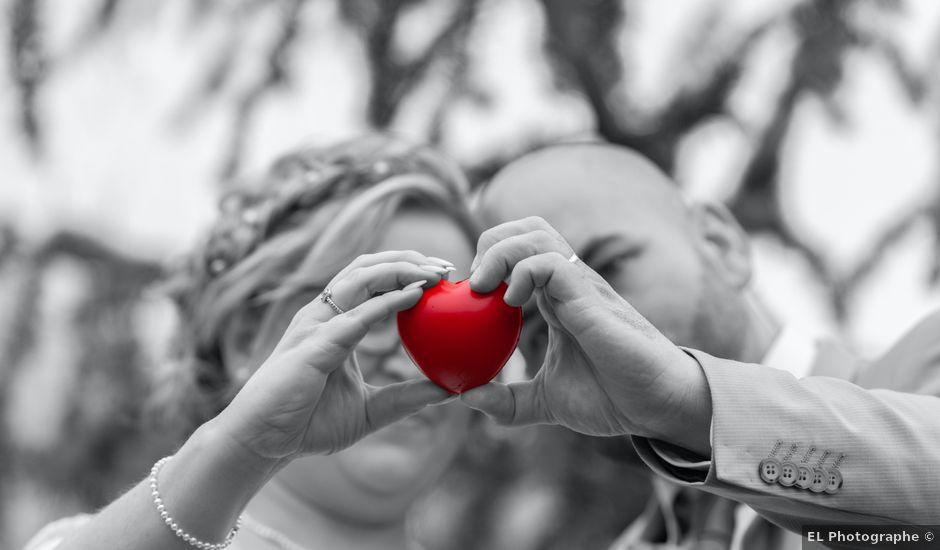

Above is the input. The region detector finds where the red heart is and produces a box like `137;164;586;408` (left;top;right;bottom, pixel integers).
397;279;523;393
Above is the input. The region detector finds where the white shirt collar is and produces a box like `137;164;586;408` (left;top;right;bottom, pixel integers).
760;324;819;379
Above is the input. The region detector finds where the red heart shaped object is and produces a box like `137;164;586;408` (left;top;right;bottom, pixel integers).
397;279;522;393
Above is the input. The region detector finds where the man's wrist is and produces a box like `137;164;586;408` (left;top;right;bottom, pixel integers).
643;347;714;457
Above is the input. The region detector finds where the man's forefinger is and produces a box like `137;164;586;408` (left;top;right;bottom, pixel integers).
469;230;573;293
470;217;573;290
470;216;557;273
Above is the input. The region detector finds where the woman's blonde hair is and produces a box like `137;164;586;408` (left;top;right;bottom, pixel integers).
148;134;479;438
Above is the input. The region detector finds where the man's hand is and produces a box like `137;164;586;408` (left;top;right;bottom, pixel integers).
462;217;713;456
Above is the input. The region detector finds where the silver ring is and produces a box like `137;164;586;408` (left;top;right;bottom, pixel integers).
568;253;580;264
320;287;345;315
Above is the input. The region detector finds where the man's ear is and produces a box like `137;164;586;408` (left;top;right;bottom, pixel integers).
691;201;752;289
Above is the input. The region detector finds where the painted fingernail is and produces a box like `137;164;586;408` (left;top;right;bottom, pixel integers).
426;257;455;267
403;280;428;291
419;264;449;274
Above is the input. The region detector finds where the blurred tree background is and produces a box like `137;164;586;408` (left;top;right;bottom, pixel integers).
2;0;940;548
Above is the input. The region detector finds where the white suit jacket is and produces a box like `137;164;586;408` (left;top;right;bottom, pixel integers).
632;311;940;534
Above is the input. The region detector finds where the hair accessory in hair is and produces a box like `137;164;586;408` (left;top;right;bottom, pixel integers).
187;136;468;296
372;160;391;176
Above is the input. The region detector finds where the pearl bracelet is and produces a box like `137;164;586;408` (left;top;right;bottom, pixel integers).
149;456;242;550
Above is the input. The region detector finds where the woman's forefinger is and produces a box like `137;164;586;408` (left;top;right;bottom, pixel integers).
297;261;449;327
330;261;448;313
310;281;429;362
333;250;453;281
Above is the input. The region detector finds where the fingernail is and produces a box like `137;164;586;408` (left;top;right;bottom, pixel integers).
419;264;449;275
403;280;427;291
426;257;455;267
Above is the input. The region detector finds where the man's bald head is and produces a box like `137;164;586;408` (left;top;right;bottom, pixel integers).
479;143;689;241
477;142;755;366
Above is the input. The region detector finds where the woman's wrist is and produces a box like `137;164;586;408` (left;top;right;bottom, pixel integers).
147;418;285;544
193;416;287;481
51;412;288;550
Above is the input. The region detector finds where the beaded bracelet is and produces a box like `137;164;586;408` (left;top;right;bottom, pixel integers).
149;456;242;550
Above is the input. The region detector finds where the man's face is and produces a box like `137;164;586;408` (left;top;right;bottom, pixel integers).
481;151;750;369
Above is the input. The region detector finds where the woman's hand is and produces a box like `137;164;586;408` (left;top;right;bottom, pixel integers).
461;217;712;455
53;253;454;550
213;251;453;462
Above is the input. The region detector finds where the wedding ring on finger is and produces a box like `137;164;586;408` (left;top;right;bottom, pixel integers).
320;287;345;315
568;253;580;264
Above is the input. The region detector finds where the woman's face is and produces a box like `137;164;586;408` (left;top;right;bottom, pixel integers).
242;207;476;524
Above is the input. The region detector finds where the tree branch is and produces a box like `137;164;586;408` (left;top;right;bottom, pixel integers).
8;0;46;153
219;0;305;179
346;0;480;128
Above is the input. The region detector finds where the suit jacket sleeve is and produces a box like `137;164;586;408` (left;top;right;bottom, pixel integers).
632;348;940;530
